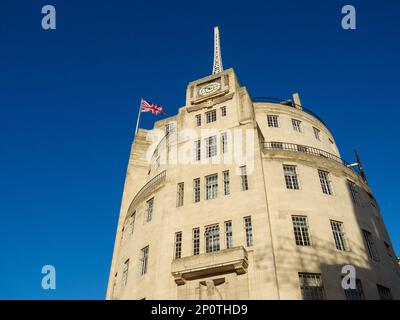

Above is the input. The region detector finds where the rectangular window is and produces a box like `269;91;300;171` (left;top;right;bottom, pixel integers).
205;224;220;253
129;211;136;235
223;170;230;195
176;182;184;207
347;180;359;205
292;119;302;132
244;216;253;247
225;221;233;249
330;220;349;251
195;114;201;127
193;178;200;203
318;170;333;195
146;198;154;222
139;246;149;275
240;166;249;191
384;242;393;258
292;216;311;246
193;228;200;255
377;284;393;300
298;273;326;300
121;220;126;237
174;232;182;259
206;110;216;123
362;229;379;261
194;140;201;161
166;123;174;135
205;136;217;158
313;127;321;140
221;132;228;154
221;106;227;117
344;279;365;300
283;165;300;190
122;259;129;286
120;223;126;244
205;174;218;200
267;115;279;127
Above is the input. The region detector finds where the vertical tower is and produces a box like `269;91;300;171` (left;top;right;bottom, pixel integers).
106;27;400;300
212;26;223;75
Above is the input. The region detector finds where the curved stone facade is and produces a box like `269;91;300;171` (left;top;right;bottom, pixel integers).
106;68;400;300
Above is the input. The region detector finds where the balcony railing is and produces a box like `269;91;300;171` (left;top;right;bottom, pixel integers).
127;170;166;214
171;246;249;285
252;96;329;129
263;141;354;170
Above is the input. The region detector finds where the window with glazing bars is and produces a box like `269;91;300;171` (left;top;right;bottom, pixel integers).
174;232;182;259
206;110;216;123
205;174;218;200
223;170;230;195
193;178;200;203
221;106;227;117
194;140;201;161
362;229;379;261
267;115;279;127
176;182;184;207
122;259;129;286
377;285;393;300
121;220;126;243
283;165;299;190
244;216;253;247
298;273;326;300
292;216;311;246
330;220;349;251
193;228;200;255
292;119;302;132
221;132;228;154
318;170;333;195
166;122;174;135
146;198;154;222
225;221;233;249
195;114;201;127
240;166;249;191
313;127;321;140
344;279;365;300
129;212;136;235
205;136;217;158
205;224;220;253
347;180;359;205
139;246;149;275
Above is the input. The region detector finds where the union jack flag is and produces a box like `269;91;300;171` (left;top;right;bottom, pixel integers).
140;99;166;115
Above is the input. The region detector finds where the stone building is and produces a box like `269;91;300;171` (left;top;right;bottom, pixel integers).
106;27;400;300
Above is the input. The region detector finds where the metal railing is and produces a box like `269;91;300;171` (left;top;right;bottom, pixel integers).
127;170;167;214
263;141;353;169
252;96;329;129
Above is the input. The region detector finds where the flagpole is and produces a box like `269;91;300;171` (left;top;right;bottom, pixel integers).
134;98;143;138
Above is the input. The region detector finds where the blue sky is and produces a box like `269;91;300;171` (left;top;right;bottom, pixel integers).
0;0;399;299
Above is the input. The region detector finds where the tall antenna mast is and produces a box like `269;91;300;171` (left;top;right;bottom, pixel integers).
355;148;368;184
212;26;223;74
